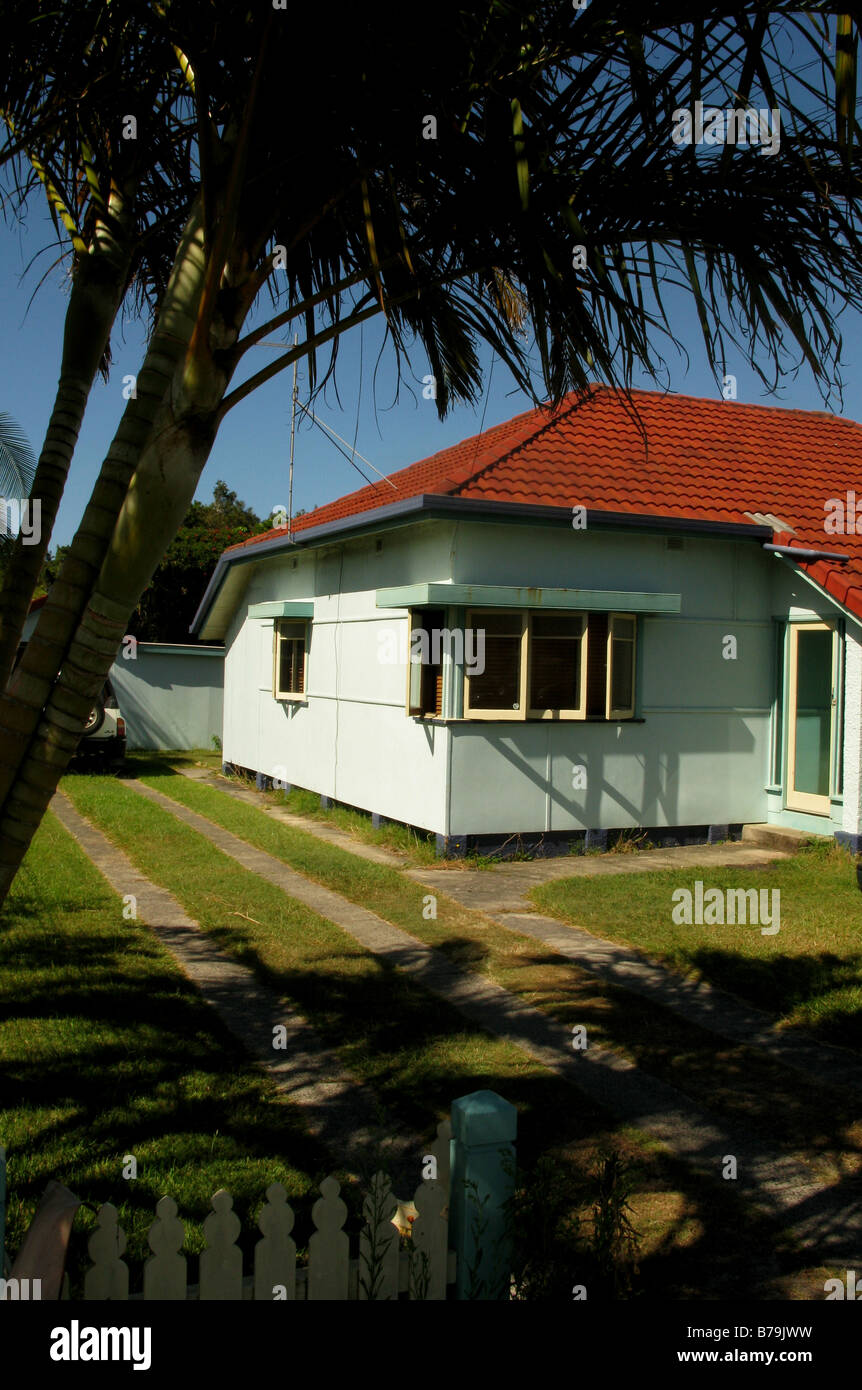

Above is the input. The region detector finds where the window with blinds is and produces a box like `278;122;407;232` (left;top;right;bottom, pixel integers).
461;608;636;720
467;611;523;714
528;614;585;717
407;608;445;716
273;619;308;699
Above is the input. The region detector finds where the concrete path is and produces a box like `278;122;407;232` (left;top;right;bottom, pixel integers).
50;789;423;1189
101;776;862;1260
408;843;794;915
175;765;408;869
406;895;862;1102
174;766;862;1102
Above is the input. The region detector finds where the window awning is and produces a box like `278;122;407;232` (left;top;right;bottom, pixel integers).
247;601;314;618
375;584;680;613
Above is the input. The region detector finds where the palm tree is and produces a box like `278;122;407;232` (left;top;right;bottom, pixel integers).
0;2;861;905
0;0;199;687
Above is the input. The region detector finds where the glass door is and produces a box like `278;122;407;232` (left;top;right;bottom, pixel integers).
785;622;835;815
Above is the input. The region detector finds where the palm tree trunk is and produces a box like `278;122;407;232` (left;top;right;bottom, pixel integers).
0;188;133;689
0;387;226;901
0;199;207;810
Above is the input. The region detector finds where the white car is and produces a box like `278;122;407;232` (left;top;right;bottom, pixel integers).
79;676;127;770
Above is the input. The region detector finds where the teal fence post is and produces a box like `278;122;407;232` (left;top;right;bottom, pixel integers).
449;1089;517;1300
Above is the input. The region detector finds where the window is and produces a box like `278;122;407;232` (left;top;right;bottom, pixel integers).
463;609;636;720
528;615;586;718
407;608;445;717
466;611;526;717
607;614;636;718
273;619;307;700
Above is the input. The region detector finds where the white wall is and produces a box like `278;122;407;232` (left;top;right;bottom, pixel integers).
222;524;454;831
221;517;851;839
110;644;224;750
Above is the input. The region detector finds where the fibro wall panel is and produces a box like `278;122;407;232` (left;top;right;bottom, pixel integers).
320;699;448;830
110;645;224;751
250;684;447;831
641;616;774;710
309;614;412;705
449;712;769;834
222;606;262;771
768;558;845;619
449;523;768;622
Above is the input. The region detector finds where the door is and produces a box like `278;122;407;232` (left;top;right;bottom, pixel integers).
785;622;836;815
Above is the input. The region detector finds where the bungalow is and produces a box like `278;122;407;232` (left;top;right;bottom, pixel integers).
191;385;862;857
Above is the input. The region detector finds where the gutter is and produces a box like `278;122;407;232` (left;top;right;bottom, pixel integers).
763;543;850;563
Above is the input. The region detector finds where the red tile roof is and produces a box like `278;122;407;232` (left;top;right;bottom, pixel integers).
227;384;862;618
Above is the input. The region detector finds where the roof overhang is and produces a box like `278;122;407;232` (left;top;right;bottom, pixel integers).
191;494;771;639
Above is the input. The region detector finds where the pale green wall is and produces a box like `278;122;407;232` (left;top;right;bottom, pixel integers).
223;523;455;828
444;523;775;834
221;516;851;838
109;644;223;750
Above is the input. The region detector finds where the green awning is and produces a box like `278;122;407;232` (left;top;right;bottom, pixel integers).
375;584;680;613
247;601;314;618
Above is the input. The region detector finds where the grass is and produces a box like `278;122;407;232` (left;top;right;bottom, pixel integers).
222;761;443;866
114;762;862;1187
8;763;856;1298
59;770;601;1165
531;841;862;1050
0;810;331;1295
55;766;830;1298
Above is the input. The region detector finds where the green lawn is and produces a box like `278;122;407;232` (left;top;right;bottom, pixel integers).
5;770;854;1298
115;764;862;1184
0;810;330;1293
531;842;862;1049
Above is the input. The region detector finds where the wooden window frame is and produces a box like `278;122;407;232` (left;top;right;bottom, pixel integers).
526;613;588;719
606;613;637;720
784;619;836;816
457;608;638;722
464;608;529;721
406;609;445;717
272;618;308;702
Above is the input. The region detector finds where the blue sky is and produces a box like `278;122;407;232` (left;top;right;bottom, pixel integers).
3;205;862;549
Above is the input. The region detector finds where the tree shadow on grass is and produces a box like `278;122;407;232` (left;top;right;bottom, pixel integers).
685;945;862;1049
6;897;860;1300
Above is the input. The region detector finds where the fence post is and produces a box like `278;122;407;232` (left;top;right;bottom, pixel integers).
449;1090;516;1300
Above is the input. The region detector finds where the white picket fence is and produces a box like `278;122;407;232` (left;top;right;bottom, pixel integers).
78;1121;454;1301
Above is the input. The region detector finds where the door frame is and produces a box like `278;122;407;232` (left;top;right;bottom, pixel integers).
784;620;836;816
